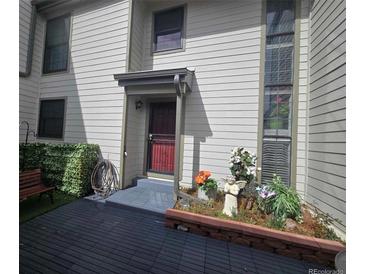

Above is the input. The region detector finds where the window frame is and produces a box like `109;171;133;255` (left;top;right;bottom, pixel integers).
42;14;71;75
258;0;299;187
37;97;67;140
151;5;187;55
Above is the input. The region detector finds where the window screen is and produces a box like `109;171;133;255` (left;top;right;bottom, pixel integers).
38;99;65;138
153;7;184;52
43;15;70;74
261;0;295;185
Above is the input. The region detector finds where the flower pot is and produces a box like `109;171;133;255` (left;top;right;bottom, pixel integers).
198;188;216;201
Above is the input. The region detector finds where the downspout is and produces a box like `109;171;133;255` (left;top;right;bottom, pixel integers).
19;4;37;78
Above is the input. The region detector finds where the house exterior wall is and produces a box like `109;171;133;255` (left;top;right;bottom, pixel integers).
19;0;345;236
131;0;311;189
19;0;32;73
34;0;130;172
124;95;147;187
19;0;43;143
306;0;346;235
129;0;146;72
138;0;263;187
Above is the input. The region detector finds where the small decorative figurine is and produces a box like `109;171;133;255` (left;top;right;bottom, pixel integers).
222;176;247;217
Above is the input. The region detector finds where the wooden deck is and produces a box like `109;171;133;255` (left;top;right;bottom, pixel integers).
20;199;330;273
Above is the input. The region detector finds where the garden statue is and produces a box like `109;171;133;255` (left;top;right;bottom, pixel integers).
223;176;247;217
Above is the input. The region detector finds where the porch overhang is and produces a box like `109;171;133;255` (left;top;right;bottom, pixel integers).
114;68;195;202
114;68;194;96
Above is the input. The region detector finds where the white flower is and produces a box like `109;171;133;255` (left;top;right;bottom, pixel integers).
229;162;234;167
249;166;256;173
234;156;241;163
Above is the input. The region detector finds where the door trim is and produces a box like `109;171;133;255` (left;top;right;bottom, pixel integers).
144;98;177;178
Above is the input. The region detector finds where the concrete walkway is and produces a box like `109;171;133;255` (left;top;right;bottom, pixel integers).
20;199;330;274
86;178;175;215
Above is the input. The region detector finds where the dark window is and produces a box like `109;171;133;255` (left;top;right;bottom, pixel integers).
38;99;65;138
43;15;70;74
262;0;295;186
153;7;184;52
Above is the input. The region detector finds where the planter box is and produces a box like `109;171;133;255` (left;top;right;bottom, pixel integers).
165;209;345;267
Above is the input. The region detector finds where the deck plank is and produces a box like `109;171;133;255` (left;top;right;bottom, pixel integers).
20;199;331;273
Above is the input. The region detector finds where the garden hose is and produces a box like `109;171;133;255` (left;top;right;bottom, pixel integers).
91;159;119;198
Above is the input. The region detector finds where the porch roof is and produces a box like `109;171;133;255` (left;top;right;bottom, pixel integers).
114;68;195;95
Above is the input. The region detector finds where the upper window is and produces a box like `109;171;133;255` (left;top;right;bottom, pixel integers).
43;15;70;74
153;6;184;52
38;99;65;139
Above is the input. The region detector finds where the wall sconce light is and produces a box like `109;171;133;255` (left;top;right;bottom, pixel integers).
135;100;143;110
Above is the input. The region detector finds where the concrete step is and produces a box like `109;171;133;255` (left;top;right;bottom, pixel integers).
104;178;175;215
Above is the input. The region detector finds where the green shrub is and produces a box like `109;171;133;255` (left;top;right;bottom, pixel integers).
257;174;302;225
20;143;100;197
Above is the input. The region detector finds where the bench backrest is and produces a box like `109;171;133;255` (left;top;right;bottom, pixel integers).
20;168;42;190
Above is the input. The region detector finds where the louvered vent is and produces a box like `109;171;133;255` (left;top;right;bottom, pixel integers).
261;139;291;185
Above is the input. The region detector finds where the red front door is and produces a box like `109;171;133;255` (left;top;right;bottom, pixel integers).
147;102;176;174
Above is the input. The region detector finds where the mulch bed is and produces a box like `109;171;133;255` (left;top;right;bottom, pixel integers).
175;189;343;243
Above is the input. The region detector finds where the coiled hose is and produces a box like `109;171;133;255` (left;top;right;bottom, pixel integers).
91;159;119;198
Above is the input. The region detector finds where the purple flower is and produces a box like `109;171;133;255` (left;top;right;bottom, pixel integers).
256;185;276;199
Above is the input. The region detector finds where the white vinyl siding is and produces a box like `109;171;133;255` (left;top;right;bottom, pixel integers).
138;0;263;186
128;0;311;189
19;0;32;73
129;0;146;72
124;96;147;187
36;0;130;171
306;0;346;234
19;0;43;143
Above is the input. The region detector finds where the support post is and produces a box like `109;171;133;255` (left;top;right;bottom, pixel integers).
119;92;129;189
174;93;184;201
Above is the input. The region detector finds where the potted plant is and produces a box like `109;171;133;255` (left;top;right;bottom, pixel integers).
195;170;218;201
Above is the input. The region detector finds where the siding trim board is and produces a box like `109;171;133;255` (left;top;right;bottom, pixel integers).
290;0;303;188
255;0;266;184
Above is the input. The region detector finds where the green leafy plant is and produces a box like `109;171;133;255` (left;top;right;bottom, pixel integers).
267;215;286;230
257;174;302;227
313;210;342;241
20;143;100;197
200;178;218;193
229;147;257;182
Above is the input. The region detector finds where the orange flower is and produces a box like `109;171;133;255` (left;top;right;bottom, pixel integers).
194;170;212;185
195;175;205;185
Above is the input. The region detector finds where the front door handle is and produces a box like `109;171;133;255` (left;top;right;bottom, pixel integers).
148;134;153;141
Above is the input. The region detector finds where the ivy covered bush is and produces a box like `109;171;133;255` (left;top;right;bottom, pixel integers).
20;143;100;197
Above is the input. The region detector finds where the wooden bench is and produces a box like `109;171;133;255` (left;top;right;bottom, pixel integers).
20;168;55;203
